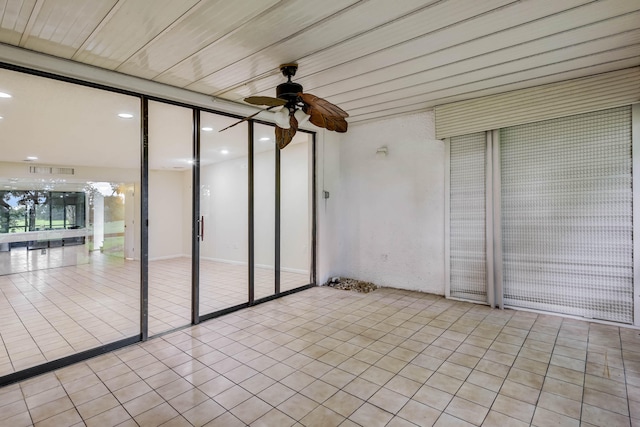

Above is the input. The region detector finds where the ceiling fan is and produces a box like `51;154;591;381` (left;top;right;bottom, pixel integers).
220;64;349;149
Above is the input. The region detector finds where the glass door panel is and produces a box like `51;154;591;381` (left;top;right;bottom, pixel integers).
199;112;249;316
148;101;193;335
253;124;276;300
280;132;313;291
0;68;140;376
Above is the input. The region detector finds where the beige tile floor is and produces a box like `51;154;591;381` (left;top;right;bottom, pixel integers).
0;251;309;376
1;286;639;426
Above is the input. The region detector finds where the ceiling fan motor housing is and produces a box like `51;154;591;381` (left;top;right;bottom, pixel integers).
276;81;303;104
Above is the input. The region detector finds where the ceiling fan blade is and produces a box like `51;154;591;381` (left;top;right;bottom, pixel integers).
300;93;349;118
299;92;349;133
323;116;348;133
244;96;287;107
304;107;348;133
218;105;279;132
275;114;298;150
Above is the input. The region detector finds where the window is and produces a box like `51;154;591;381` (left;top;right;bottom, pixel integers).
0;190;86;233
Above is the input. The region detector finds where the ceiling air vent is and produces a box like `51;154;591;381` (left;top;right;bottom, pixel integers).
29;166;75;175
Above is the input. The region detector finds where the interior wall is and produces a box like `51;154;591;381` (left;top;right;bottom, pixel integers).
253;149;275;268
199;144;312;271
280;141;311;272
0;161;138;183
148;170;189;260
200;156;248;264
182;170;192;257
124;184;136;259
332;111;445;294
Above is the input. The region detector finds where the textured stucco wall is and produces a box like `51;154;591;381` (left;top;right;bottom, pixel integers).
328;111;445;294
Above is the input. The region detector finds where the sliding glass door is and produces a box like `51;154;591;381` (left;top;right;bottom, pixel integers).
280;131;314;292
0;65;317;384
147;101;194;336
254;123;276;300
0;67;141;376
198;112;250;316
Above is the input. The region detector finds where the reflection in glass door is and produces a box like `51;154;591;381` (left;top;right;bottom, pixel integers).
147;101;194;335
198;112;249;316
0;67;140;376
95;183;129;259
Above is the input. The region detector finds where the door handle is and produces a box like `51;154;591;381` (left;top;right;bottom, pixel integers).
200;216;204;241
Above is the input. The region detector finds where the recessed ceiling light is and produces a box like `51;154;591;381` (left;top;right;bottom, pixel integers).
118;113;134;119
24;156;38;161
201;127;213;132
220;149;229;155
0;92;12;98
259;137;270;141
0;116;3;119
187;160;194;164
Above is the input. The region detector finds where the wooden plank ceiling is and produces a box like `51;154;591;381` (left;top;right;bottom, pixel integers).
0;0;638;124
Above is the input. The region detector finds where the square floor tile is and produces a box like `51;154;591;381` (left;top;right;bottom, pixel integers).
300;405;344;427
229;396;271;424
277;393;318;421
324;390;364;417
2;286;640;427
349;402;394;427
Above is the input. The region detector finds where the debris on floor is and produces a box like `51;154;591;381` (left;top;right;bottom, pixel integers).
324;276;378;293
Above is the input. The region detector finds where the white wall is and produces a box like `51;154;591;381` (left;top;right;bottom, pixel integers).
281;140;311;272
182;170;193;257
200;156;249;263
327;111;445;294
124;184;137;259
254;149;276;267
148;170;190;260
199;144;311;273
0;161;139;183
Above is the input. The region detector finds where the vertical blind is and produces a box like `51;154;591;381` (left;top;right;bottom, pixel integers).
449;132;487;302
500;106;633;323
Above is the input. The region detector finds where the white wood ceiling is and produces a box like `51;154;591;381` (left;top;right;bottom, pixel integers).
0;0;639;124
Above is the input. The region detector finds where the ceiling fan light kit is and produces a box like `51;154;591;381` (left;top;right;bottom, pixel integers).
225;63;349;150
274;108;291;129
294;109;310;126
